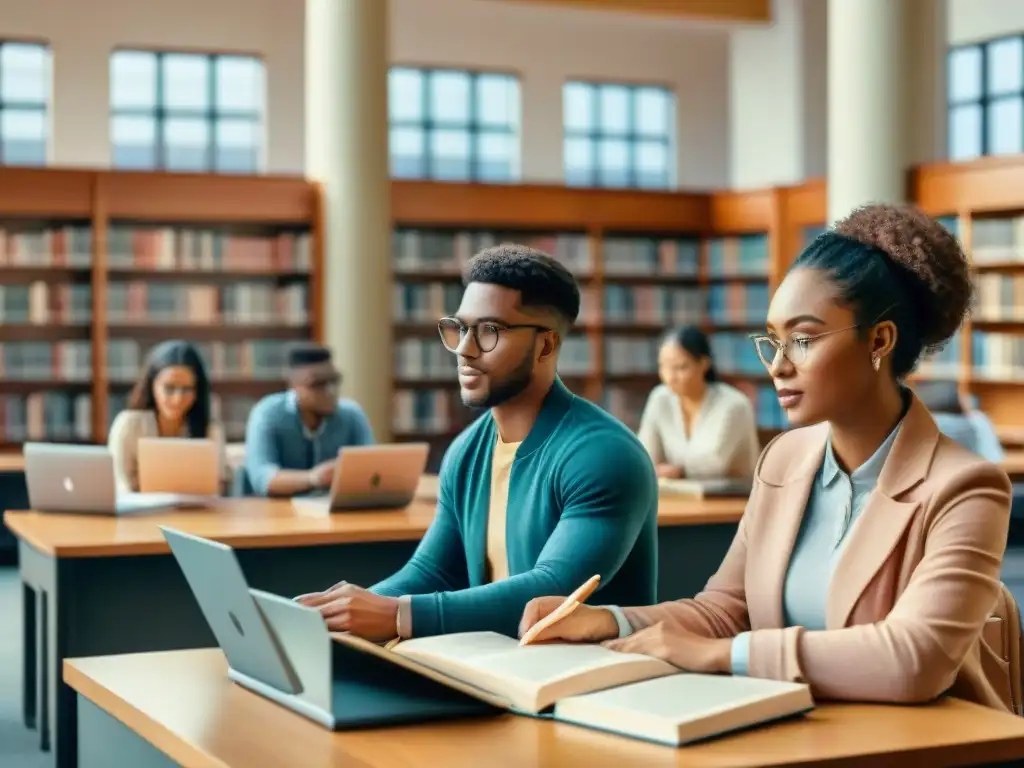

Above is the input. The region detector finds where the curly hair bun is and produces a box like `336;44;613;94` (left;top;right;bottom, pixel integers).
832;204;971;347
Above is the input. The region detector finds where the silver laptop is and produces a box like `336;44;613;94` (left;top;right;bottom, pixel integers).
160;526;303;695
293;443;430;515
23;443;196;515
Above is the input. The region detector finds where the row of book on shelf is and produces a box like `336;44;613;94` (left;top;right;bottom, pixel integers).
0;225;313;272
392;229;771;279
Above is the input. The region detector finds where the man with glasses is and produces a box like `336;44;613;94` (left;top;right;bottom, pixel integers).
297;244;658;641
243;344;374;497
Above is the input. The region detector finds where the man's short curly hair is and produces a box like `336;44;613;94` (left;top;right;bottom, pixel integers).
793;203;972;378
463;243;581;327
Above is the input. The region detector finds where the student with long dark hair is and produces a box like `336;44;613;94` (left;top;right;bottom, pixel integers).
637;325;759;480
108;339;226;493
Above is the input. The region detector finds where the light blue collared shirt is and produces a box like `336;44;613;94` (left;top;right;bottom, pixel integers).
606;420;902;676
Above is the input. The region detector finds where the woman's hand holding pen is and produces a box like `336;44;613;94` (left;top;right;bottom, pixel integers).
519;596;619;643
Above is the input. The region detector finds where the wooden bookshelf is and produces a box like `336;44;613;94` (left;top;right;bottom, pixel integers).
911;156;1024;430
389;181;811;465
0;168;323;450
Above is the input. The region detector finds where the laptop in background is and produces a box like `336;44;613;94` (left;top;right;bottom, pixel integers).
138;437;220;497
24;442;207;515
292;443;430;516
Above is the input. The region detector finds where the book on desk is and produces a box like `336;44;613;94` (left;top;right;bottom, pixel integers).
248;590;813;747
658;476;752;500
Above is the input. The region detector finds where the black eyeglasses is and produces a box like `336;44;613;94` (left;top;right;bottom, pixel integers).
437;317;552;354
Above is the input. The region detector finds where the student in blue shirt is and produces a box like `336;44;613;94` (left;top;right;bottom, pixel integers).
243;344;374;496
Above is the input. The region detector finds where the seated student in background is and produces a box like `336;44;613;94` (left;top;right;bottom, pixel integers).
520;205;1015;712
108;339;227;493
638;325;759;480
915;380;1005;463
244;344;374;497
298;244;659;641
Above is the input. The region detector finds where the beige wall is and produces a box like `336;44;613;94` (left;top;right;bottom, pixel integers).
3;0;1024;190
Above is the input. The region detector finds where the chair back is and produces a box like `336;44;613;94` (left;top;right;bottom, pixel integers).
984;583;1024;715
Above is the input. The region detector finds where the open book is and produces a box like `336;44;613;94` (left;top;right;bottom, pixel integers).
333;631;813;746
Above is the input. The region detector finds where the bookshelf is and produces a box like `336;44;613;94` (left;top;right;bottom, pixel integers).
912;156;1024;431
0;168;323;450
390;182;803;466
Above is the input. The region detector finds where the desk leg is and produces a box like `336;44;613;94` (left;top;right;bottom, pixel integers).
77;698;176;768
23;580;36;730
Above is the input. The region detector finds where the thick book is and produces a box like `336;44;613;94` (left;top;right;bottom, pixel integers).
333;630;814;746
658;477;752;499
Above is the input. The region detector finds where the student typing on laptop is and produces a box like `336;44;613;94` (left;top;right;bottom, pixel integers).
297;245;659;641
244;344;375;497
108;340;228;494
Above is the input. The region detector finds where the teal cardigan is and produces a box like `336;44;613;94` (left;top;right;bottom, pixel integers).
371;378;659;638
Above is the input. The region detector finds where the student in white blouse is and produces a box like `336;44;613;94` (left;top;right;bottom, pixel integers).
637;326;759;480
107;340;228;493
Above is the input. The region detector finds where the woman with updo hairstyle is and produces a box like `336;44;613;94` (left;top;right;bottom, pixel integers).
519;204;1016;712
637;325;759;480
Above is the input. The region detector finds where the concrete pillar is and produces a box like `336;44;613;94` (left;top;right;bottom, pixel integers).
826;0;907;223
305;0;392;441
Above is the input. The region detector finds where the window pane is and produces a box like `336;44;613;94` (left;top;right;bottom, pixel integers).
163;53;209;111
597;138;630;187
430;129;470;179
1;43;48;104
429;70;470;124
988;96;1023;155
1;108;46;165
636;140;669;188
598;85;630;136
477;132;516;181
164;117;210;170
215;118;259;172
215;57;263;113
476;74;517;129
389;68;423;122
110;50;157;109
987;38;1024;96
635;87;670;139
390;126;425;178
949;46;983;103
564;136;593;186
949;103;983;160
564;82;593;133
111;114;157;168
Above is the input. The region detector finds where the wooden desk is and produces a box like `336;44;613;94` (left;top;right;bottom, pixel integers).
0;451;25;472
8;493;743;768
65;648;1024;768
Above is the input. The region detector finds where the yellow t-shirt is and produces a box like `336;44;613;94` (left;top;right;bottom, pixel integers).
486;435;521;583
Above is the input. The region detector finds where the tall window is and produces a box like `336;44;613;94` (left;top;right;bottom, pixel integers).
110;50;265;173
948;36;1024;160
388;67;520;182
0;42;50;166
563;81;674;189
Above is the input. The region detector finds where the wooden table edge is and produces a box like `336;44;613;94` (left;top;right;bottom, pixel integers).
64;656;229;768
2;511;431;558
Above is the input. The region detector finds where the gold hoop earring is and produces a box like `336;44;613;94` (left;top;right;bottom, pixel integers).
871;354;881;372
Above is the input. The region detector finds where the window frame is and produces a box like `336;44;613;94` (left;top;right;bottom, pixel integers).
948;34;1024;159
562;79;676;190
388;65;521;182
109;48;266;173
0;39;51;166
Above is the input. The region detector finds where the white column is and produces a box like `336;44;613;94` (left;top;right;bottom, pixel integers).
305;0;392;441
826;0;908;223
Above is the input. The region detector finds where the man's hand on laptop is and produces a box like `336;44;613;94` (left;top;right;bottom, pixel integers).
295;581;399;641
306;459;336;490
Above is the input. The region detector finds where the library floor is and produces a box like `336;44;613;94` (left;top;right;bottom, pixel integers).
3;553;1024;767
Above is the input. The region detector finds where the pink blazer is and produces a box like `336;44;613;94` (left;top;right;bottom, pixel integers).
624;395;1014;710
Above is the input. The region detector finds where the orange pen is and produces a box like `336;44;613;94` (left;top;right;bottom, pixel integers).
519;574;601;647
